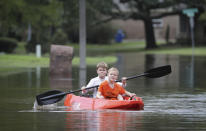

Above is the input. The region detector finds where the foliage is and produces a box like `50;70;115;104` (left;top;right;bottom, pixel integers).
14;42;26;54
25;29;51;53
0;37;18;53
199;12;206;22
176;36;191;46
97;0;206;48
0;0;25;38
0;0;63;53
61;0;115;44
1;0;206;52
87;24;116;44
52;29;68;45
165;25;170;44
24;0;63;53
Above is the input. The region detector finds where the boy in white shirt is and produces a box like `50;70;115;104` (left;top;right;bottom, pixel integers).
81;62;126;98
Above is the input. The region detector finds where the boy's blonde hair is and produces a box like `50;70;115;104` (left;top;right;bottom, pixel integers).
108;67;119;75
96;62;108;70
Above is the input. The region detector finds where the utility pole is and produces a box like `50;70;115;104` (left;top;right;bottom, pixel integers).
79;0;86;69
79;0;86;87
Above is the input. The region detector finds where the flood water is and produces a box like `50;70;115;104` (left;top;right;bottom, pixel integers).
0;53;206;131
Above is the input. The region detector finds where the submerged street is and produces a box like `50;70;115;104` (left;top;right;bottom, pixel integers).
0;53;206;131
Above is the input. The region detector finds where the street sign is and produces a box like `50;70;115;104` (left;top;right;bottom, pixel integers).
183;8;198;17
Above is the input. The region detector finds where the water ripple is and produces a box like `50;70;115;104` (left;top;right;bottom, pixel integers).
143;93;206;118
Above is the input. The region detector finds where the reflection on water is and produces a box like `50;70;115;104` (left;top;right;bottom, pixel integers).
1;54;206;131
65;111;143;130
36;66;41;88
79;68;86;87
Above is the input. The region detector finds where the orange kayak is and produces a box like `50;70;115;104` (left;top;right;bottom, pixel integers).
64;94;144;110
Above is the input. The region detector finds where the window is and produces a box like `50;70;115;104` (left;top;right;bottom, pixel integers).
152;19;163;28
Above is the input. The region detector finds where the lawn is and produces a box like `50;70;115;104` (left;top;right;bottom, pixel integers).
1;41;206;69
67;41;146;55
0;54;49;68
0;54;117;68
143;46;206;56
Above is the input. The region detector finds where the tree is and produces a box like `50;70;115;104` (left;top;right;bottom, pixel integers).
199;0;206;22
98;0;206;49
60;0;115;44
0;0;26;38
0;0;63;52
23;0;63;53
117;0;183;49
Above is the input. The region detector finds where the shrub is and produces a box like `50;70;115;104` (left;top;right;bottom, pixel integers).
25;32;51;54
87;24;115;44
176;33;191;46
0;37;18;53
64;24;79;43
165;25;170;44
52;29;68;45
65;23;115;44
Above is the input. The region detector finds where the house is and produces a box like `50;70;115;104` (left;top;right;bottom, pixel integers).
111;0;186;43
111;15;180;42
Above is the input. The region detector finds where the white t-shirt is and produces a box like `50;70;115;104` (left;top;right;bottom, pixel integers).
85;76;125;98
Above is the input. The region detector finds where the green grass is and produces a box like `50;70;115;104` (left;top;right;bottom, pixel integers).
70;41;206;56
14;42;27;54
0;54;49;68
2;41;206;69
143;46;206;56
67;41;146;55
0;54;117;68
72;56;117;66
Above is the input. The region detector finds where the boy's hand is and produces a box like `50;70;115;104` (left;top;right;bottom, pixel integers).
81;86;86;93
126;91;136;97
96;91;104;99
121;77;127;87
129;93;136;97
81;86;86;90
121;77;127;83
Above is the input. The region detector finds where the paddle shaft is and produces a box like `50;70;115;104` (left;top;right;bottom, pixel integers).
40;85;99;101
116;73;147;82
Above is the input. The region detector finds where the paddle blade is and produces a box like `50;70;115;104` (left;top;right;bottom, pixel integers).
36;90;65;106
145;65;171;78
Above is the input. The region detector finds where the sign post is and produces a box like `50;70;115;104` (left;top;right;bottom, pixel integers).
183;8;198;53
182;8;198;88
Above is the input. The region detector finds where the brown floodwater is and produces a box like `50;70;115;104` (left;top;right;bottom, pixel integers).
0;53;206;131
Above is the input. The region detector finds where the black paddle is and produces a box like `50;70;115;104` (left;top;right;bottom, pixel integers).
116;64;172;82
36;65;171;105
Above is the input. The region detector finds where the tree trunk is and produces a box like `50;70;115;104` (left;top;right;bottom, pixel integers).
144;18;157;49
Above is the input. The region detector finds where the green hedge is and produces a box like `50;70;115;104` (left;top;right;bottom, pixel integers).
0;37;18;53
87;24;115;44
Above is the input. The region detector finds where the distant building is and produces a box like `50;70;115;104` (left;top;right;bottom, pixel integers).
111;0;182;42
111;15;180;42
111;1;206;45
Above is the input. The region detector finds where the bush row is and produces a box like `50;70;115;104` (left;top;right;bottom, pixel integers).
25;23;116;53
0;37;18;53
